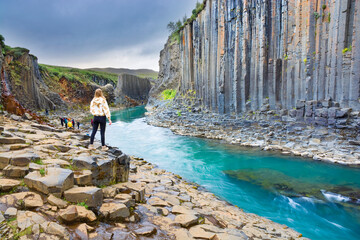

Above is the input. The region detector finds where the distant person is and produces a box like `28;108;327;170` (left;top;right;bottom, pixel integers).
77;121;80;129
89;89;112;151
64;118;68;128
68;121;73;129
60;117;64;127
72;119;75;127
45;108;49;116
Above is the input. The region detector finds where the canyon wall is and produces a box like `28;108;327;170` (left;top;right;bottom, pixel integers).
176;0;360;114
115;73;152;106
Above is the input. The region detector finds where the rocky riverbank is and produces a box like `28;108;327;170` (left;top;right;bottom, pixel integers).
146;101;360;167
0;113;307;239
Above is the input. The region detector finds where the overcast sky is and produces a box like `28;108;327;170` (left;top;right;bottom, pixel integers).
0;0;197;71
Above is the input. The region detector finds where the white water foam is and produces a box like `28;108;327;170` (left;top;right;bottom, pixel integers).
321;190;351;203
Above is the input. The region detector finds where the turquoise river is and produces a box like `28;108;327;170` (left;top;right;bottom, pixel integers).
99;106;360;240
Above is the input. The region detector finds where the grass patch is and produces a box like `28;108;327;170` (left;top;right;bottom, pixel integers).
33;159;43;165
77;201;89;209
39;168;46;176
162;89;177;100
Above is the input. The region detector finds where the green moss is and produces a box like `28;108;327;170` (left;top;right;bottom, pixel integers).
342;46;352;54
162;89;177;100
39;168;45;176
77;201;89;209
314;12;321;20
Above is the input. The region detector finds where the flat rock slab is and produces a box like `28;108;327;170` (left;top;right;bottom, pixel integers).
99;202;130;220
114;182;145;203
10;152;40;167
0;137;26;144
9;144;30;151
24;167;74;197
175;214;199;228
0;192;43;208
31;123;61;132
59;205;97;223
17;210;46;232
42;159;70;167
0;178;20;191
189;225;217;239
148;197;169;207
3;165;29;178
64;187;103;208
47;194;69;209
133;226;157;237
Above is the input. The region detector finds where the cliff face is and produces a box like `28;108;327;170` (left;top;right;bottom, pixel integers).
148;39;182;105
115;73;152;106
164;0;360;114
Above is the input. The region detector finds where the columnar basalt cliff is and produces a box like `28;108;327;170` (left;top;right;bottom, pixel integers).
174;0;360;114
115;73;152;106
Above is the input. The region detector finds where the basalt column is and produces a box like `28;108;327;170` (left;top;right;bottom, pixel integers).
177;0;360;113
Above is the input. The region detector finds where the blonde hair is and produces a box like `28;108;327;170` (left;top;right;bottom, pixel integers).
94;89;105;99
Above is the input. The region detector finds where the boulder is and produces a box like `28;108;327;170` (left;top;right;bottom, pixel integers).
175;214;199;228
42;159;70;168
3;165;29;178
47;194;68;209
114;182;145;203
99;202;130;220
9;144;30;151
0;192;43;209
189;225;217;239
0;178;20;191
74;170;93;186
58;205;97;223
41;221;70;240
24;167;74;197
10;152;40;167
4;207;17;219
102;186;117;198
64;187;103;208
17;211;46;232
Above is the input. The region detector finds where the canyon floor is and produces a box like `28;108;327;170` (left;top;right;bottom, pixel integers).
0;112;307;239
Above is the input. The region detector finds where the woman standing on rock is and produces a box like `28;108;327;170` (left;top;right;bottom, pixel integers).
89;89;112;151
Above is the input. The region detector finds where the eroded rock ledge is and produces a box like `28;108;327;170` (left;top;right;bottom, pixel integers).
0;114;307;239
146;100;360;166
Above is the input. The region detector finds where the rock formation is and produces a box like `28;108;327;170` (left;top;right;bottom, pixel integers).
115;73;152;106
156;0;360;114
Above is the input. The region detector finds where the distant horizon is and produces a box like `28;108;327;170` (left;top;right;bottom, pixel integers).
0;0;197;71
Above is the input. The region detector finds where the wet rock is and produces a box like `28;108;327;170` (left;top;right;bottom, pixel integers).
133;226;157;237
99;202;130;220
75;223;89;240
47;194;68;209
3;165;29;178
64;186;103;208
58;205;96;223
0;178;20;191
24;167;74;197
174;214;199;228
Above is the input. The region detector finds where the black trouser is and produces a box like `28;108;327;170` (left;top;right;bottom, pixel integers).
90;116;106;146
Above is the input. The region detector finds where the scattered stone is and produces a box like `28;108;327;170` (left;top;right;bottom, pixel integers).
99;202;130;220
42;221;70;240
148;197;168;207
4;207;17;219
133;226;157;237
174;229;195;240
102;186;117;198
75;223;89;240
47;194;68;209
175;214;199;228
64;186;103;208
24;167;74;197
58;205;97;223
189;225;217;239
0;178;20;191
0;137;26;144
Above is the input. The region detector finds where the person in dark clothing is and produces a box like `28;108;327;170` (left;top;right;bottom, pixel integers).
77;122;80;129
45;109;49;116
60;117;64;127
91;119;94;127
72;119;75;128
64;118;68;128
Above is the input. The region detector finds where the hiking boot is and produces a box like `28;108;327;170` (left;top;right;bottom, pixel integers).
88;144;94;150
101;146;109;151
